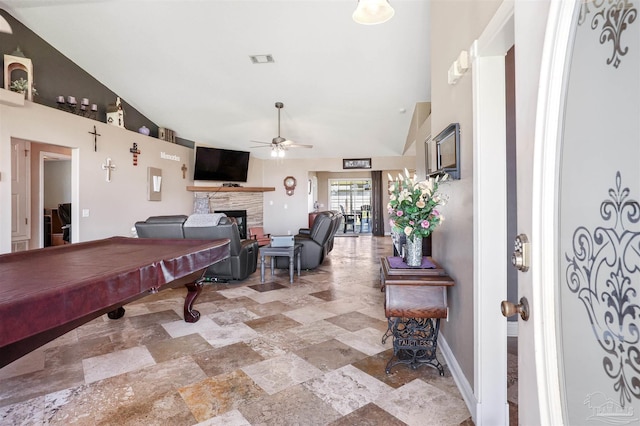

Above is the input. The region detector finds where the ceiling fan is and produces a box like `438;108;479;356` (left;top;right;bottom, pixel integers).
251;102;313;157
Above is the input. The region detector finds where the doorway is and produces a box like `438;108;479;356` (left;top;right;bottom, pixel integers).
328;178;372;233
38;146;72;248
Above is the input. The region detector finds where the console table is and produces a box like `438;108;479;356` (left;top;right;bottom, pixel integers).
380;256;455;375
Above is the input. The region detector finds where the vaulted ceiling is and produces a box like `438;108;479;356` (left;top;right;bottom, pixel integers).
0;0;430;159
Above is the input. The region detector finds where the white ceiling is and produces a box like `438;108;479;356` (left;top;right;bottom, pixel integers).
1;0;430;160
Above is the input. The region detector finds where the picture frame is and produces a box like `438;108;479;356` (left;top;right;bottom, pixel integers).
429;123;460;180
343;158;372;169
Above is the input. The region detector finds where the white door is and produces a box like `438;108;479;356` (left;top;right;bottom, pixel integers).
531;0;640;423
11;139;30;250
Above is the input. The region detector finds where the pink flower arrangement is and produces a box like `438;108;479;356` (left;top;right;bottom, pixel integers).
387;169;448;240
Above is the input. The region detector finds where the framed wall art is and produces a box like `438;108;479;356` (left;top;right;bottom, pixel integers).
342;158;372;169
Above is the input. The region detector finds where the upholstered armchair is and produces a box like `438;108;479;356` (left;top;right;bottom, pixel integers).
249;227;270;247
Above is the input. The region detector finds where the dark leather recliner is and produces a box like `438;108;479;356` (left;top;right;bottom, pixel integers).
135;215;188;238
276;211;342;270
183;217;258;281
135;215;258;282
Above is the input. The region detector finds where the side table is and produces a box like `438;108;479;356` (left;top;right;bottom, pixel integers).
380;256;455;375
259;243;302;283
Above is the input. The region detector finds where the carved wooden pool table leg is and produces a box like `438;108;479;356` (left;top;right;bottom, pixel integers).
184;278;204;323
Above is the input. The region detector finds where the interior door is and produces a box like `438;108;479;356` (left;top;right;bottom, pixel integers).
532;0;640;423
11;138;30;251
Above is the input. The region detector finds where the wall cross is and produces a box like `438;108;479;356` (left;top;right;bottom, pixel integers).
88;125;101;152
102;157;116;182
181;163;187;179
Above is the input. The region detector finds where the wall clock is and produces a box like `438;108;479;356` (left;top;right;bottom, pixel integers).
284;176;297;196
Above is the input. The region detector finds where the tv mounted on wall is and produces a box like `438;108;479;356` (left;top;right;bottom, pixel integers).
193;147;250;182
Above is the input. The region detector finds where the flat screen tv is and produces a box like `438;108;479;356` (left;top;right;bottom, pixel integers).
193;147;250;182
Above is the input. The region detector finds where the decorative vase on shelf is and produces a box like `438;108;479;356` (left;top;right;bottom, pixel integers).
405;235;423;266
138;126;150;135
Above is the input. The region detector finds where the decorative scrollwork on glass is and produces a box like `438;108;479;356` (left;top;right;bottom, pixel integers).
565;172;640;407
579;0;637;68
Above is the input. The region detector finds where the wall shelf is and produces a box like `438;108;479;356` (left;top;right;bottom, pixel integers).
186;186;275;193
0;88;25;107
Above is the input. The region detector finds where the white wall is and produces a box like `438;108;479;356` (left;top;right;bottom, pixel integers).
0;100;199;252
261;156;414;236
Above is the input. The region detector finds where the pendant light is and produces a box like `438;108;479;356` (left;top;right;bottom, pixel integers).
352;0;395;25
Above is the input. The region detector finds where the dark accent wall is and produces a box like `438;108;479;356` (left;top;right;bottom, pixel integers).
0;9;193;149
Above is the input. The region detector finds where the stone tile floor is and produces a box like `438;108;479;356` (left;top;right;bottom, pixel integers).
0;235;473;425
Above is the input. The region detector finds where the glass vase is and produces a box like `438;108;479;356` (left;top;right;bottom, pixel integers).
405;235;423;267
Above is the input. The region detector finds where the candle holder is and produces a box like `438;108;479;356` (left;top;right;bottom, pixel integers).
56;95;98;119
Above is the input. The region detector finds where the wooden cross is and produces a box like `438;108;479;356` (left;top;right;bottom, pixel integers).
181;163;187;179
102;157;116;182
130;143;141;166
89;125;101;152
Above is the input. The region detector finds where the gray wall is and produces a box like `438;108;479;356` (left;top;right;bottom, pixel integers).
430;0;503;389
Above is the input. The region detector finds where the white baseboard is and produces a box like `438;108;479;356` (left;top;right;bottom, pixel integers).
507;320;518;337
439;335;477;422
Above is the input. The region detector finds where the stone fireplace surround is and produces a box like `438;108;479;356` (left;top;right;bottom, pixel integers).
192;190;264;231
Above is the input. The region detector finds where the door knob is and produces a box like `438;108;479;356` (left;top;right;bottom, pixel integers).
501;297;530;321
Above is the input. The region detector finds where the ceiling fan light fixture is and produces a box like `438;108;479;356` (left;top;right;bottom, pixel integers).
353;0;394;25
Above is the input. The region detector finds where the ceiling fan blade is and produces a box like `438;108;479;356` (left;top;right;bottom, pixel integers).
250;140;271;145
280;140;313;148
287;143;313;148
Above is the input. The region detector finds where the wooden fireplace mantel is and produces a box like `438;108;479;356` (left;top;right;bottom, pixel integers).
186;186;275;193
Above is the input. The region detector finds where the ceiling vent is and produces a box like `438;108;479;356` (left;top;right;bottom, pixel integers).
249;54;274;64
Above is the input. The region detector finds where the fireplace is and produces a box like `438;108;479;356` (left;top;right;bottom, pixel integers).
215;210;247;239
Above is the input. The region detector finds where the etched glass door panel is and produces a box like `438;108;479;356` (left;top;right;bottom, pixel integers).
558;1;640;423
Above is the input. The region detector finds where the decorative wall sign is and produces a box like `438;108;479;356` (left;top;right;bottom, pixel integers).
147;167;162;201
160;152;180;161
564;172;640;407
343;158;372;169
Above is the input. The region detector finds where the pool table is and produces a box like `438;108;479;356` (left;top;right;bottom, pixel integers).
0;236;229;368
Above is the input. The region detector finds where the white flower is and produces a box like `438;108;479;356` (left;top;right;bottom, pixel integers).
404;226;413;236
